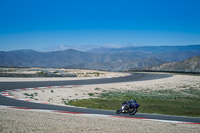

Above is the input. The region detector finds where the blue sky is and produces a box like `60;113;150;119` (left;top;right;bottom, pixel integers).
0;0;200;51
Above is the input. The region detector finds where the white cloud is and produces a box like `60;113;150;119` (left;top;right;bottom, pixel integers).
41;43;128;52
42;44;69;51
102;44;122;48
42;44;99;52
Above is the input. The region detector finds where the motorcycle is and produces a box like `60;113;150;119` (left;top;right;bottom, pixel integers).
116;101;140;115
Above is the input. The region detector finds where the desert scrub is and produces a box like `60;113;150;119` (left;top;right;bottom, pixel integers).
23;92;38;100
62;98;69;105
36;71;47;76
88;93;94;96
94;88;101;90
23;92;38;97
68;89;200;117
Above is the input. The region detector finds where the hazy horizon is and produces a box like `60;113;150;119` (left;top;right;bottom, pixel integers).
0;44;199;53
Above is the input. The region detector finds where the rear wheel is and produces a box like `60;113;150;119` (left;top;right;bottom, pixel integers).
129;108;137;115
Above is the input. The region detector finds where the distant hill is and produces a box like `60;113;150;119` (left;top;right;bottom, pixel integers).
87;45;200;62
87;45;200;53
0;45;200;71
150;55;200;72
0;49;164;71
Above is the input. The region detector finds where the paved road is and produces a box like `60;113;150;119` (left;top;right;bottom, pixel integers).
0;73;200;123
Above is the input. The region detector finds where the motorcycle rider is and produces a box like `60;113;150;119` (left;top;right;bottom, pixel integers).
116;98;139;115
130;99;137;107
124;100;131;110
125;98;137;110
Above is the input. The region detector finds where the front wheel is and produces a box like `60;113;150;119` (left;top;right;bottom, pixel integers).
129;108;137;115
116;108;122;114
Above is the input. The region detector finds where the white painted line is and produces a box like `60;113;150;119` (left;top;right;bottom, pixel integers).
13;89;22;91
79;114;112;117
38;87;48;89
144;118;187;123
0;105;16;108
51;86;60;88
25;88;35;90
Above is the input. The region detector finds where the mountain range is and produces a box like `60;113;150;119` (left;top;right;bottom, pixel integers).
0;45;200;71
149;55;200;72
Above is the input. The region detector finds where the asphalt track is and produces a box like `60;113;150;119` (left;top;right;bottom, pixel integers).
0;73;200;124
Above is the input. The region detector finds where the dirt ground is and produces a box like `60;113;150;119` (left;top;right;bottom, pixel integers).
11;74;200;107
0;69;129;82
1;71;200;132
0;108;199;133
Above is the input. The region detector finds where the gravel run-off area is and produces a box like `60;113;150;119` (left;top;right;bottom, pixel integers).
0;107;200;133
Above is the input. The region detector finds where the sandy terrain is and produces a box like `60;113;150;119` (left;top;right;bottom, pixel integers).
1;72;200;132
0;69;129;82
0;108;199;133
11;74;200;106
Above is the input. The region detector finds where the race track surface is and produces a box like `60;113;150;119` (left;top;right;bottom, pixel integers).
0;73;200;123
